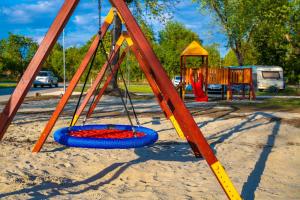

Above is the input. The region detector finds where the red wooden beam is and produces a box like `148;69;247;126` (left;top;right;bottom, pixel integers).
32;22;111;153
130;44;189;141
0;0;79;140
111;0;214;162
110;1;241;199
131;45;172;118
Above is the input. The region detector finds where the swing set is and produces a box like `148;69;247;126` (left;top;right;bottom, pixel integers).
0;1;242;199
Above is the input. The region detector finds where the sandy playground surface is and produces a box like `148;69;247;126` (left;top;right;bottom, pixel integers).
0;95;300;200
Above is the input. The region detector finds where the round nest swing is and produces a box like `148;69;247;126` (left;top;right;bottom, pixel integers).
53;4;158;150
54;124;158;149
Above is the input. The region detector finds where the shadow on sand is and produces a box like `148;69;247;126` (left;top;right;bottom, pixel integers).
0;141;199;199
199;111;281;200
1;106;281;199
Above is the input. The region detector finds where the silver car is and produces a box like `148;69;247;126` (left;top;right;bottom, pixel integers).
33;71;58;88
172;76;181;86
207;84;223;91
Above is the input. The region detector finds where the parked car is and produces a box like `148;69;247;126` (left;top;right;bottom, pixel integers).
172;75;181;87
207;84;223;93
33;71;58;88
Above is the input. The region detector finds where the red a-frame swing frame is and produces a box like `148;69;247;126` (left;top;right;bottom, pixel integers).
0;1;242;199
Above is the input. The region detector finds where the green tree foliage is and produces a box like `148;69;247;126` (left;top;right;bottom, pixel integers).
204;43;221;67
157;21;202;76
193;0;298;83
0;21;207;82
44;44;63;80
223;43;258;67
223;49;238;66
129;0;179;23
119;19;156;81
192;0;259;65
286;0;300;82
250;0;300;83
0;33;38;79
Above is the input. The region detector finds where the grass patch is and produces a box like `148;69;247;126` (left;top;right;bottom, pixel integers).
258;98;300;109
74;83;152;94
256;86;300;96
225;98;300;110
119;84;152;93
0;82;17;88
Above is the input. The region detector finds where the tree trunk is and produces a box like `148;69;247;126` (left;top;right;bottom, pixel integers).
232;43;244;66
107;10;122;91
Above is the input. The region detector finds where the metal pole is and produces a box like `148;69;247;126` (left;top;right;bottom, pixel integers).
63;29;66;93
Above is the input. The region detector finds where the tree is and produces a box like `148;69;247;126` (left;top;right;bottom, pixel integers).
192;0;260;65
157;21;202;76
285;0;300;83
129;0;179;23
45;44;64;80
223;49;238;67
64;47;82;80
0;33;38;79
192;0;289;66
250;0;300;83
106;0;178;89
0;40;5;73
204;43;221;67
120;19;156;81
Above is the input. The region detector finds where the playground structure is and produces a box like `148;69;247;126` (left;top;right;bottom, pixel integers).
180;41;209;102
180;41;256;101
0;1;242;199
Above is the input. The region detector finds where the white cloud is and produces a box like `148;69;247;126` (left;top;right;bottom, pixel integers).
36;36;45;44
24;1;58;13
0;1;62;24
73;14;98;25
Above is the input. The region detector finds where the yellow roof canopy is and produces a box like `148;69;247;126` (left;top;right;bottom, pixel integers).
181;41;208;56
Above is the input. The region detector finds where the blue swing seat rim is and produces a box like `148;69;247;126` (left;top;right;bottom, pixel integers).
53;124;158;149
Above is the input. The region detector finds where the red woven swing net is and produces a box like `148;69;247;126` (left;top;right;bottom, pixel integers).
70;129;145;139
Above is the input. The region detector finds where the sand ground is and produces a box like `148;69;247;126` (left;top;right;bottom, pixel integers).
0;96;300;200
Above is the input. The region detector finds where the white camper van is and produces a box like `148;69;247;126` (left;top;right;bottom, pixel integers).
255;66;284;91
227;66;285;91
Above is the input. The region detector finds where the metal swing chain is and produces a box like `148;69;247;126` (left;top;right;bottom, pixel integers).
99;1;139;130
118;64;141;126
80;0;104;126
69;0;102;127
82;52;114;125
99;39;137;134
82;0;139;135
69;38;101;128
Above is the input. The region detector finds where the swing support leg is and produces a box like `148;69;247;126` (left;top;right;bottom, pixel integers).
32;23;110;153
130;45;187;140
110;0;241;199
0;0;79;140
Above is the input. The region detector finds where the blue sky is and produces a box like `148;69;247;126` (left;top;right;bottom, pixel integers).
0;0;228;57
